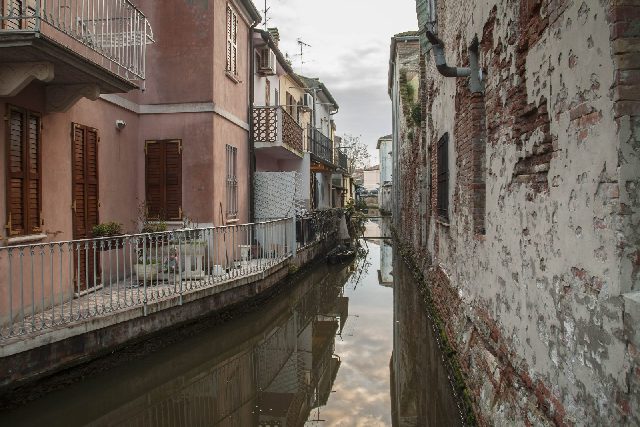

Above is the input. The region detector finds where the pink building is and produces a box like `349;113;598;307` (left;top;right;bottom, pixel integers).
0;0;261;318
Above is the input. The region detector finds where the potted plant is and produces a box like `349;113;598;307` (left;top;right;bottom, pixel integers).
92;222;125;250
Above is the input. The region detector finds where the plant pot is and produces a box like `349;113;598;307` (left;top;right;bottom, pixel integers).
134;263;160;282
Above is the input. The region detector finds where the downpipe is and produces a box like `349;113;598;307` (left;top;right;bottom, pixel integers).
425;30;484;93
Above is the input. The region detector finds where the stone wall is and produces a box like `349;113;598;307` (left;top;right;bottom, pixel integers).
393;0;640;424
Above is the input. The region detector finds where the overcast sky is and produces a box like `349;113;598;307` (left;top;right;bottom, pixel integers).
265;0;419;165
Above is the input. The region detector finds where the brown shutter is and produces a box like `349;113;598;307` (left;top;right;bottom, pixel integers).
85;128;99;232
164;140;182;220
26;111;41;233
145;141;164;219
7;107;25;235
72;124;87;237
145;140;182;221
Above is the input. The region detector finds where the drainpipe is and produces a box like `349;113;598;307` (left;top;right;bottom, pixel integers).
425;30;484;93
249;27;257;223
425;30;470;78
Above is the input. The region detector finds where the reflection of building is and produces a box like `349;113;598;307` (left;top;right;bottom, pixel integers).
3;261;354;427
378;240;393;287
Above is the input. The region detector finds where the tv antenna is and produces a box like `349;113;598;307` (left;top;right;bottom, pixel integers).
262;0;271;30
297;38;312;70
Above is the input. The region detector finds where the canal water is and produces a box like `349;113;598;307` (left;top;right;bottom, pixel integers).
1;219;463;426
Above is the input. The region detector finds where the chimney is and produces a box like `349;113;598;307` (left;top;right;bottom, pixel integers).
267;27;280;47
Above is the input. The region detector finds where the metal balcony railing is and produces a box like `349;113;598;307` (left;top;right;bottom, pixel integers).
0;0;154;81
253;106;304;153
0;210;342;342
0;218;295;341
308;127;334;164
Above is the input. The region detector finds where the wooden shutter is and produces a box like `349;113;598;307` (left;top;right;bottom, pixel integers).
72;125;87;237
226;5;232;72
437;133;449;220
7;107;25;235
71;124;99;239
6;106;41;236
85;128;99;232
226;5;238;75
26;111;42;233
145;140;182;221
164;140;182;220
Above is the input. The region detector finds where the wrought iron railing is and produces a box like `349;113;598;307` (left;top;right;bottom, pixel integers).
252;106;304;153
0;0;154;81
0;218;295;341
308;127;333;164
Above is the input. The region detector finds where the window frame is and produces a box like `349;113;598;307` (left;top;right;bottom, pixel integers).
5;104;42;237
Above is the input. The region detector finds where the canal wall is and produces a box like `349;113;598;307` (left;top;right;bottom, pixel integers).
391;0;640;424
0;237;337;393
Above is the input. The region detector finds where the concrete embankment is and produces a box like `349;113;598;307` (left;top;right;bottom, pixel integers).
0;238;336;393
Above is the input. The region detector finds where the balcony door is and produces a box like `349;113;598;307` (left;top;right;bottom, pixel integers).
71;124;100;293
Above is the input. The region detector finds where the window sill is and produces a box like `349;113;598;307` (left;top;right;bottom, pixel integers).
226;218;239;225
5;234;48;246
225;72;241;84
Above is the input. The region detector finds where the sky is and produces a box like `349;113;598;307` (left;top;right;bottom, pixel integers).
265;0;419;165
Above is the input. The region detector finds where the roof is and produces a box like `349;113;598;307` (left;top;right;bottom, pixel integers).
254;29;306;88
298;75;340;111
239;0;262;23
376;134;392;149
364;165;380;171
388;31;421;97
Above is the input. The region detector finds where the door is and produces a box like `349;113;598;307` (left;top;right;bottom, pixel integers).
72;124;100;293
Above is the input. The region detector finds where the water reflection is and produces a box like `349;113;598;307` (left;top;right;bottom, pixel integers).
2;222;463;426
390;249;463;426
2;262;354;427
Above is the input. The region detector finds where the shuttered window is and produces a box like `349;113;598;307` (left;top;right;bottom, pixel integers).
437;133;449;221
226;4;238;76
5;105;42;237
145;140;182;221
226;145;238;219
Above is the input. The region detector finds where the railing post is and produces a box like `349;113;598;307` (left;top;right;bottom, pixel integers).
290;216;297;259
276;107;283;145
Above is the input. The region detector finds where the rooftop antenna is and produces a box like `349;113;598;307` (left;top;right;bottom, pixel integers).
262;0;271;30
297;38;312;72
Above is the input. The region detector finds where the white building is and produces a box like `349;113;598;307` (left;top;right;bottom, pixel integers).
363;165;380;191
377;135;393;213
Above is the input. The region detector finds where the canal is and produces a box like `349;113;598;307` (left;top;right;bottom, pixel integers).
0;220;463;426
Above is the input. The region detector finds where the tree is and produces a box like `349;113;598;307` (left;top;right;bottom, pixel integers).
339;134;370;173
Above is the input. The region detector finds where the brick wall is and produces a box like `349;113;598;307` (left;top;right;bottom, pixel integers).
393;0;640;424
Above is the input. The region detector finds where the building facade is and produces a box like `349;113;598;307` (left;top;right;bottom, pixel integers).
391;0;640;424
377;135;393;214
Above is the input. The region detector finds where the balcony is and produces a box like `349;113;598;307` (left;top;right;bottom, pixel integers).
0;0;153;110
335;149;348;173
253;106;304;159
309;127;334;167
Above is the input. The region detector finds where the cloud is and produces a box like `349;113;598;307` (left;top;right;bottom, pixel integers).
266;0;418;165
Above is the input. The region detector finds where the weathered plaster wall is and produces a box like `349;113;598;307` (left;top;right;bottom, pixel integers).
394;0;640;424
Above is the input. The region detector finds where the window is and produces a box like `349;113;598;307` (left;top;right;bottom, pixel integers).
226;145;238;219
226;4;238;76
5;105;42;237
274;89;279;107
437;133;449;221
145;140;182;220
